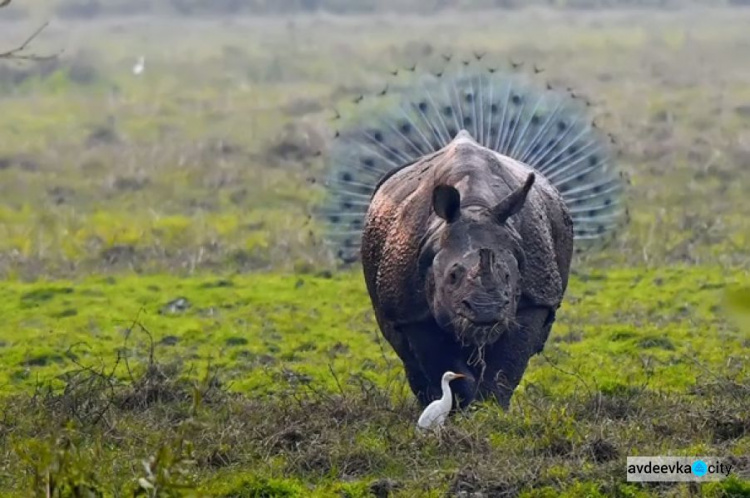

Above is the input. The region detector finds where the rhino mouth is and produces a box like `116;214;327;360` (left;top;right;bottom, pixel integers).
456;310;500;327
454;315;513;345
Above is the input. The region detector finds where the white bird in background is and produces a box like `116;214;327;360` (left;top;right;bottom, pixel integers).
132;56;145;76
417;371;466;432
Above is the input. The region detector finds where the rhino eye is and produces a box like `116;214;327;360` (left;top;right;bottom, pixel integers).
447;265;464;285
448;270;458;285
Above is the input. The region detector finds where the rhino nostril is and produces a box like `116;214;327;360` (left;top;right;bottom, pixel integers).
461;299;474;313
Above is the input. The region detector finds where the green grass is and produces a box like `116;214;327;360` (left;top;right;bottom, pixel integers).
0;6;749;497
0;267;745;399
0;267;747;495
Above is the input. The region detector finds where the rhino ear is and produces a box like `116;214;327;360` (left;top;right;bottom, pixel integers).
492;173;535;225
432;184;461;223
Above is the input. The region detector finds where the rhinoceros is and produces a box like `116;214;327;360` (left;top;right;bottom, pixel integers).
319;61;625;409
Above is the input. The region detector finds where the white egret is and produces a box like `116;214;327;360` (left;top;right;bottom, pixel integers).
132;56;145;76
416;371;466;432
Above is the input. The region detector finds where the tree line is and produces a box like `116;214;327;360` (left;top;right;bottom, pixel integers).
2;0;746;20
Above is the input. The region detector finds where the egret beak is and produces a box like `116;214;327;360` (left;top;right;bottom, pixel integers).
453;373;466;379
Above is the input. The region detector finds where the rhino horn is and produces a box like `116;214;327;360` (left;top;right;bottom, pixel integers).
478;248;495;286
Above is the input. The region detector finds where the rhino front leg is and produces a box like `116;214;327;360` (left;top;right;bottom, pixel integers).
397;320;477;408
377;323;435;408
478;305;554;409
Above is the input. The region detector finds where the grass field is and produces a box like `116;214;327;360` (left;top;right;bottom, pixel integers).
0;6;749;497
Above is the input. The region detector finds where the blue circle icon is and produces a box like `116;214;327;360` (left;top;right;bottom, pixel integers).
692;460;708;477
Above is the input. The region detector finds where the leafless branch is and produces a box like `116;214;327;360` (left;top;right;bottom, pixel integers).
0;1;58;62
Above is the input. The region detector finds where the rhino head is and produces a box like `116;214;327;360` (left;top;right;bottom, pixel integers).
420;172;536;346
